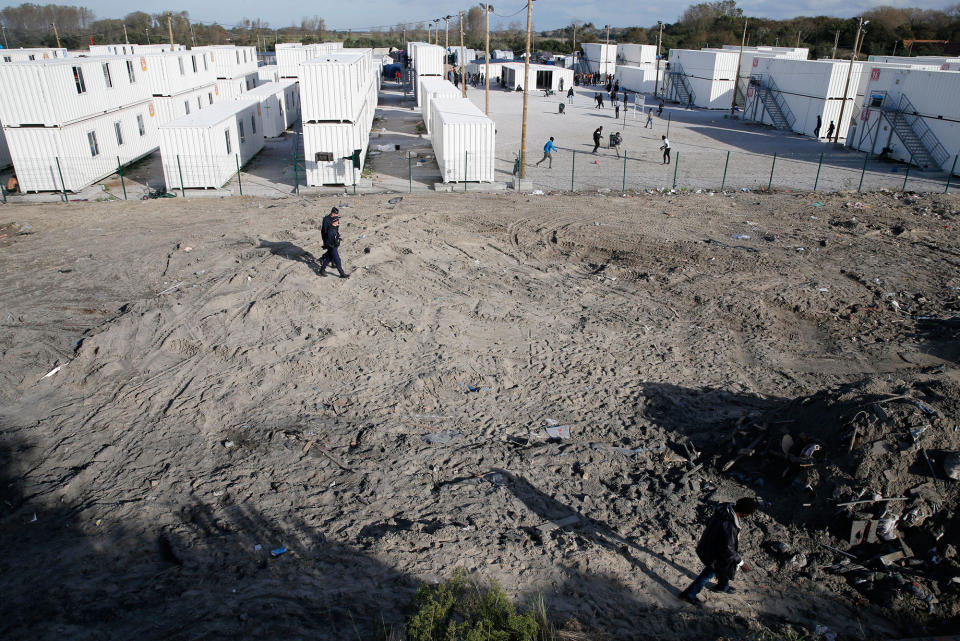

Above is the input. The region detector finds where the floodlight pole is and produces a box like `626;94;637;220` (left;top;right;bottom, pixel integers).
167;12;174;48
484;3;493;115
122;23;129;45
520;0;534;179
51;22;61;48
654;21;663;97
730;19;747;116
835;16;865;144
459;10;466;98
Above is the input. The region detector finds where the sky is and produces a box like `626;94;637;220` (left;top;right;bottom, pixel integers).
6;0;959;31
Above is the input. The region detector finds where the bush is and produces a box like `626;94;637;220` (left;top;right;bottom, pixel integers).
406;570;540;641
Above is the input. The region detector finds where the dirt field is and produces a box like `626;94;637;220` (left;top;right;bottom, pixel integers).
1;190;958;640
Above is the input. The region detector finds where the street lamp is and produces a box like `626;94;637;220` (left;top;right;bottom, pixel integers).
654;21;663;97
444;15;453;76
433;19;440;45
520;0;535;180
834;18;869;144
481;4;494;115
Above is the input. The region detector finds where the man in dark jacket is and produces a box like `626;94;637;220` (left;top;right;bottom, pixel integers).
678;497;757;604
319;207;349;279
592;126;603;154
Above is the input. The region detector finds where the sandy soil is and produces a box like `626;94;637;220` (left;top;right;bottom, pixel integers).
1;190;958;640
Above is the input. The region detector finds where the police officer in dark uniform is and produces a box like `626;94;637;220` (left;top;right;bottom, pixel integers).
319;207;349;279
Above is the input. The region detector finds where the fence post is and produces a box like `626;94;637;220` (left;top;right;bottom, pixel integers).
855;153;868;193
814;152;824;191
902;153;914;192
666;112;671;137
117;156;127;200
0;183;6;204
464;150;468;192
721;150;730;191
176;155;186;198
945;155;958;194
235;154;243;196
767;152;777;192
571;150;576;191
672;152;679;190
292;136;299;195
622;151;627;192
408;155;412;193
55;156;68;202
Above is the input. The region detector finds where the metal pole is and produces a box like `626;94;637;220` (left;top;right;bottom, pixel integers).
176;155;186;198
122;23;129;45
858;153;869;192
672;152;679;190
292;135;299;194
55;157;67;202
409;155;413;193
1;183;6;204
51;23;61;49
167;12;175;47
464;150;468;191
622;151;627;192
832;28;840;60
459;10;466;99
721;150;730;191
814;152;824;190
667;112;671;137
945;155;957;193
484;3;491;116
835;17;863;144
236;154;243;195
117;157;127;200
653;22;663;98
902;153;913;192
767;151;777;191
519;0;534;179
730;19;747;116
571;150;576;190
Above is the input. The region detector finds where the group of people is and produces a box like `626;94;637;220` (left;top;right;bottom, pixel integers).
573;71;613;86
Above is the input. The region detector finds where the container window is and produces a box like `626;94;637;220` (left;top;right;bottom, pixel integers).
126;60;136;83
87;131;100;157
192;55;197;73
178;57;185;76
236;51;240;64
114;122;124;146
2;56;10;63
197;96;202;110
225;129;232;154
103;63;113;88
203;54;208;71
137;114;145;136
28;54;35;60
239;120;246;143
184;100;190;115
73;66;87;94
251;115;256;134
208;92;214;105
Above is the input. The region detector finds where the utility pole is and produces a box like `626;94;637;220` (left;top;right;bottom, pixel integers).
835;17;867;144
146;28;151;44
730;19;747;116
1;24;7;49
892;40;898;56
190;20;197;47
484;3;492;115
832;28;840;59
167;12;174;48
444;15;452;77
572;23;577;56
51;22;61;48
654;21;663;98
796;31;801;48
520;0;534;179
434;19;440;45
459;10;466;98
122;23;129;44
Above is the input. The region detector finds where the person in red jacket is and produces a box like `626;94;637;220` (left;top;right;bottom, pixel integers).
678;497;757;605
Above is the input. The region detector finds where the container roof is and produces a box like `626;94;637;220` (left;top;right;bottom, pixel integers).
431;97;491;123
303;51;367;65
160;99;256;128
2;54;136;65
236;79;298;98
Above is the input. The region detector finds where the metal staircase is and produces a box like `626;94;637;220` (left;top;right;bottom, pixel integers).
882;94;948;170
665;62;695;107
749;74;795;131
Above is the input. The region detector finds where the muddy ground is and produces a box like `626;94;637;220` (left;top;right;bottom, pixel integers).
0;190;958;641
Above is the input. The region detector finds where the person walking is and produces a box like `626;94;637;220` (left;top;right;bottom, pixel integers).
319;208;349;279
567;86;575;104
657;100;664;116
660;135;671;164
595;93;604;109
612;131;623;158
814;115;822;139
559;77;564;92
592;126;603;154
645;108;654;129
826;120;835;140
613;79;620;94
614;102;620;119
536;137;557;168
678;498;757;605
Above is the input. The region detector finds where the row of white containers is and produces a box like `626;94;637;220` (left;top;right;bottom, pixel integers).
851;67;960;171
237;80;300;138
1;47;68;62
276;42;344;78
665;49;740;109
581;43;616;76
409;43;445;78
428;96;495;183
89;44;185;56
160;100;265;189
418;76;460;133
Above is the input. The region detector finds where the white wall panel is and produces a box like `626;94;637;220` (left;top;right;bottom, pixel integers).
143;50;217;97
193;45;258;79
235;80;300;137
300;51;374;122
154;84;219;125
582;43;616;75
0;47;68;62
618;44;656;65
429;97;495;182
418;77;460;131
257;64;280;84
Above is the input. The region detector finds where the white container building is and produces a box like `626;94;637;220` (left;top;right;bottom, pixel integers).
614;65;663;94
418;76;460;131
89;43;185;56
721;45;808;60
258;64;280;84
300;51;374;123
493;49;513;60
582;43;617;76
618;44;656;66
217;72;260;100
3;100;159;192
501;63;573;92
448;47;477;66
466;60;505;82
411;43;445;77
236;80;300;137
159;100;264;189
664;49;739;109
429;97;495;183
867;55;960;70
197;45;258;80
142;50;217;97
851;67;960;171
0;47;68;62
302;95;375;186
745;58;865;141
154;84;219;124
0;56;153;126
